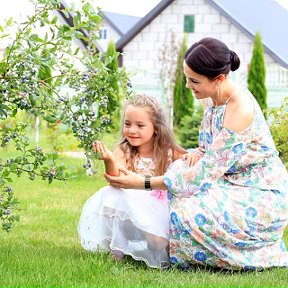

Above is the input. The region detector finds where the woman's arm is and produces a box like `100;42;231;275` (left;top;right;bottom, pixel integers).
104;168;167;190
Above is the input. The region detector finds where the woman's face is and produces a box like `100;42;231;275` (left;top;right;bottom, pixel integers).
183;61;219;100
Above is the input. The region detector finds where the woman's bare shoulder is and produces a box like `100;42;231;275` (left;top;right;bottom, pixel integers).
224;91;254;132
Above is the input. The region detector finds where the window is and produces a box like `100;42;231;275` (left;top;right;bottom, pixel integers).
99;28;107;40
184;15;195;33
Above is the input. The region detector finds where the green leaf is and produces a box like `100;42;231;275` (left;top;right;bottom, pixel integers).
73;13;80;27
74;47;80;55
6;17;13;26
9;163;18;171
2;169;10;177
74;31;84;40
44;115;57;123
29;34;43;42
0;62;6;74
0;108;8;118
51;15;58;24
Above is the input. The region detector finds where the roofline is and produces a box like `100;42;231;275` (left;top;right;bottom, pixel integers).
116;0;175;50
56;1;102;53
208;0;288;69
99;11;124;36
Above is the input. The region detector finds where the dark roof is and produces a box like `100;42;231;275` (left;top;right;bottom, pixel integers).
208;0;288;69
100;11;141;36
116;0;175;51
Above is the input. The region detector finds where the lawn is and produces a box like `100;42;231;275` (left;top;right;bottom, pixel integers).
1;134;288;287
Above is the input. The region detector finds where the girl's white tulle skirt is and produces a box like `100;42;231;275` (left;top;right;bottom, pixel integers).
77;186;170;268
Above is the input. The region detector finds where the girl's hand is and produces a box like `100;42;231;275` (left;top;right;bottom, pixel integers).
182;152;201;166
92;140;113;161
104;167;144;189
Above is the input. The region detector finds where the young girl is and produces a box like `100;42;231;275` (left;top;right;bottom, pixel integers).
77;94;186;268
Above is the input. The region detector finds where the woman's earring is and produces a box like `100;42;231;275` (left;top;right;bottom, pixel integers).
216;88;220;105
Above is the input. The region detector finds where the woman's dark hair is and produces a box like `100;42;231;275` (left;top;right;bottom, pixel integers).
184;37;240;79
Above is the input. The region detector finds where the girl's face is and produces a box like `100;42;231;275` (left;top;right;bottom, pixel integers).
123;105;155;149
183;61;219;101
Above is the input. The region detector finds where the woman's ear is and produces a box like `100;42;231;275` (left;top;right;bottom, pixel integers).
216;74;225;82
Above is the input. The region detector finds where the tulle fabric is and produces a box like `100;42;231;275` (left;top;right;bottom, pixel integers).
78;185;170;268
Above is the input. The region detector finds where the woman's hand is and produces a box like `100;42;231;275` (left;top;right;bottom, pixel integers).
92;140;113;161
104;167;144;189
182;152;201;166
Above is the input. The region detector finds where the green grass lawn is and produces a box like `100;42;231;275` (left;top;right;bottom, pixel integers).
1;136;288;287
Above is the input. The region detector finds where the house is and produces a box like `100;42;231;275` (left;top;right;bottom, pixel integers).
58;0;288;107
116;0;288;107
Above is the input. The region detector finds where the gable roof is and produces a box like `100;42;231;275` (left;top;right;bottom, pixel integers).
100;11;141;36
208;0;288;69
116;0;175;51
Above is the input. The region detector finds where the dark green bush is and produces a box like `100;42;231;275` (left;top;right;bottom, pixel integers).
177;105;203;149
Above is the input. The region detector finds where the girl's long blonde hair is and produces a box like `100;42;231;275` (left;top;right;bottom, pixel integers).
117;94;184;175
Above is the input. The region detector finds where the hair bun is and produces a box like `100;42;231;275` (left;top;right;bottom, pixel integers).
230;50;240;71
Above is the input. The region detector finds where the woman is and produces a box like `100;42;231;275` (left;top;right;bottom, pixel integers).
104;37;288;270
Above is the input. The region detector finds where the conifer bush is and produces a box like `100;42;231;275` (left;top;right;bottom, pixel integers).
173;35;193;128
247;32;267;117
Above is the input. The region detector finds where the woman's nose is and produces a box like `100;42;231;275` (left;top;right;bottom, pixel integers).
186;80;191;89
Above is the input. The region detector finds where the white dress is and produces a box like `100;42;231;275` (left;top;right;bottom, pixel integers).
77;156;171;268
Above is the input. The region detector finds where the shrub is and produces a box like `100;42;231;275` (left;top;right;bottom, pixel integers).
247;32;267;118
268;97;288;166
177;105;203;149
173;34;193;128
0;0;128;231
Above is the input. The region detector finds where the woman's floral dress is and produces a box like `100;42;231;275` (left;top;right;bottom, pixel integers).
164;90;288;270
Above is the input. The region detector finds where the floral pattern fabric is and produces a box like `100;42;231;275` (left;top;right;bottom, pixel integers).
164;90;288;270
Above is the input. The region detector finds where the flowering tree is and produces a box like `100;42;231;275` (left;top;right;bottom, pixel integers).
158;29;179;128
0;0;129;231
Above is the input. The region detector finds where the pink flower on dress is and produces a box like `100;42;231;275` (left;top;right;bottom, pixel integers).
150;190;168;204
